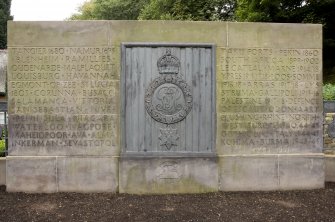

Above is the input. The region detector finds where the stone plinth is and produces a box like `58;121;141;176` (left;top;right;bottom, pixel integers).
120;157;218;194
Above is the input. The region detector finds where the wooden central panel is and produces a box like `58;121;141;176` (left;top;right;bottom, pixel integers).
121;43;215;156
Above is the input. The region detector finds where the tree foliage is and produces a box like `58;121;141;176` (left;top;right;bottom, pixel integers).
323;83;335;100
0;0;13;49
70;0;150;20
69;0;236;21
235;0;334;25
139;0;236;21
236;0;307;22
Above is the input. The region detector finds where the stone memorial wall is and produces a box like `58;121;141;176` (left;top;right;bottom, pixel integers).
7;21;324;193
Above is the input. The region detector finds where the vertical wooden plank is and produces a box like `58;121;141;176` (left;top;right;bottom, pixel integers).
211;46;216;153
170;47;180;152
179;47;186;152
137;47;145;152
185;47;193;152
198;48;213;153
199;48;207;152
131;47;139;152
121;45;126;153
144;47;152;152
125;47;133;152
151;47;160;152
207;48;214;152
191;48;200;152
157;47;168;153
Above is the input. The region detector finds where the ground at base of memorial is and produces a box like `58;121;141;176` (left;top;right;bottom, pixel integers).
0;184;335;222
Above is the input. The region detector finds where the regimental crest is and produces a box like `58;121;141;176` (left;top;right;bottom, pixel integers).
159;125;179;150
144;75;192;124
157;49;180;75
145;49;193;124
145;48;193;152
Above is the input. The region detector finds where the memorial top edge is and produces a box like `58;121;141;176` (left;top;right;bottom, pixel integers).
7;21;322;48
7;20;322;27
122;42;216;48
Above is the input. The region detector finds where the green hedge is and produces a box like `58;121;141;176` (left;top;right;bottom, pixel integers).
0;140;5;157
323;83;335;101
0;128;5;157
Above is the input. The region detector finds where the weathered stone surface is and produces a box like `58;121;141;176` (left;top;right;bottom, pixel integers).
7;45;120;156
227;22;322;49
219;154;324;191
325;155;335;182
216;46;323;155
217;22;322;157
57;157;118;192
8;114;119;156
219;155;279;191
119;157;218;194
0;158;5;185
6;157;57;192
278;155;324;189
7;21;109;47
109;21;227;46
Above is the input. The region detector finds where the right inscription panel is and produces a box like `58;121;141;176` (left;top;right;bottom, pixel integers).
217;47;322;154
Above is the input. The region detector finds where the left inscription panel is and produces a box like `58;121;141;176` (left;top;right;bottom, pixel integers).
8;46;120;156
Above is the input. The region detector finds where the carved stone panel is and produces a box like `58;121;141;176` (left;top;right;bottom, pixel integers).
121;44;215;155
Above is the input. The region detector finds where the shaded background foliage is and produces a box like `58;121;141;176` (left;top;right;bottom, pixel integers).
138;0;236;21
70;0;236;21
0;0;13;49
70;0;150;20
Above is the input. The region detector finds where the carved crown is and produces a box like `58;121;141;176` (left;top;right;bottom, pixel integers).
157;49;180;75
